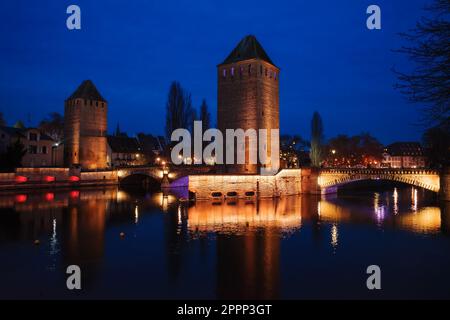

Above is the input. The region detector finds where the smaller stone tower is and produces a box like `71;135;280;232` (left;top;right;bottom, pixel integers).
64;80;108;169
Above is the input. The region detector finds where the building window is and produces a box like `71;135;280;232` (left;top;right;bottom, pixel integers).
222;69;226;78
42;146;47;154
231;67;234;77
29;133;38;141
28;145;38;154
260;65;263;75
248;64;252;75
274;72;277;80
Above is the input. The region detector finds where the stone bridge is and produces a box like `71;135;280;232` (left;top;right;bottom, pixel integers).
116;165;214;186
318;168;440;193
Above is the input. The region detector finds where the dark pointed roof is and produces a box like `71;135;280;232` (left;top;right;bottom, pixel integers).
67;80;106;102
220;35;275;66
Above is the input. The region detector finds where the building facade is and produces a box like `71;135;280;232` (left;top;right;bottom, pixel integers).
0;126;56;167
64;80;108;169
382;142;426;168
107;135;146;167
217;35;280;174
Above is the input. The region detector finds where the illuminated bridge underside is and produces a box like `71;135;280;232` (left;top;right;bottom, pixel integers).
318;169;440;193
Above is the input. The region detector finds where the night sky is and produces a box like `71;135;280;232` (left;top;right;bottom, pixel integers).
0;0;431;144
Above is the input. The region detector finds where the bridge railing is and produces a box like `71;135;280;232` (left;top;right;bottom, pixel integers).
319;168;439;175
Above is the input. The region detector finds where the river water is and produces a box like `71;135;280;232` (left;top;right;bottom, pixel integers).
0;185;449;299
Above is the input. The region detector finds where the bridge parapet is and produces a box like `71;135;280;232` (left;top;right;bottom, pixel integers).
318;168;440;193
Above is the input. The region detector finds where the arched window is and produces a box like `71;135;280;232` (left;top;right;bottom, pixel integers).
222;69;227;78
231;67;235;77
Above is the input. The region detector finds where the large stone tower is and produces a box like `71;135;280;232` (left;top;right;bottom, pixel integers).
64;80;108;169
218;35;280;174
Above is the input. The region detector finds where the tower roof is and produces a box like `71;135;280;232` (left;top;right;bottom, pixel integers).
220;35;275;66
67;80;106;102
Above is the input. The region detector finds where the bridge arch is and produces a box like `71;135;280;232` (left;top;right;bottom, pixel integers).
318;169;440;193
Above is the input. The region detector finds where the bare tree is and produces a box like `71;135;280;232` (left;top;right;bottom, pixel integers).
165;81;195;141
394;0;450;124
39;112;64;141
199;99;211;131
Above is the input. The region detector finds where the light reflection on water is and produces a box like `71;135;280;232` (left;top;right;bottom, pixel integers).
0;186;449;299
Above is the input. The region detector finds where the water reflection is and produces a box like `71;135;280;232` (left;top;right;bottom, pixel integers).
0;186;448;299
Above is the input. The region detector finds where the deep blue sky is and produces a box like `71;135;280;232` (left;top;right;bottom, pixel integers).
0;0;431;144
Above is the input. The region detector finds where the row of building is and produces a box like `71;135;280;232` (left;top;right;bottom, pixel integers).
0;122;427;169
0;125;166;168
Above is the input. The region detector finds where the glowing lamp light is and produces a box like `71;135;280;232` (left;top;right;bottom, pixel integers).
44;176;55;182
70;190;80;199
15;176;28;183
15;194;27;203
69;175;80;182
44;193;55;201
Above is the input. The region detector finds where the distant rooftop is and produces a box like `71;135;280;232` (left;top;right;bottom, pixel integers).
67;80;106;102
220;35;275;66
107;135;141;153
0;126;54;141
386;142;424;157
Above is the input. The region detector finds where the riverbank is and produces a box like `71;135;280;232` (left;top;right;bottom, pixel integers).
0;167;118;192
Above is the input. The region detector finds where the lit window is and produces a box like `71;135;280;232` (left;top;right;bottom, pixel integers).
223;69;226;78
231;67;234;76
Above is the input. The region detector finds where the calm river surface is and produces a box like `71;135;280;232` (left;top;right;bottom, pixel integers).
0;185;449;299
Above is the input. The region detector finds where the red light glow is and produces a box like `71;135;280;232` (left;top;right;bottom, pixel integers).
44;176;55;182
70;190;80;198
15;194;27;203
44;193;55;201
15;176;28;183
69;176;80;182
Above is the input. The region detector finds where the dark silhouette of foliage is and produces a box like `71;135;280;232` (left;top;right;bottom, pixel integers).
13;121;25;129
165;81;195;141
310;111;324;167
199;99;211;131
422;117;450;168
0;112;5;126
394;0;450;124
324;133;384;167
0;139;27;171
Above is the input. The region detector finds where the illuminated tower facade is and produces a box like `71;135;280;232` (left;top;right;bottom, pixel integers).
217;35;280;174
64;80;108;169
